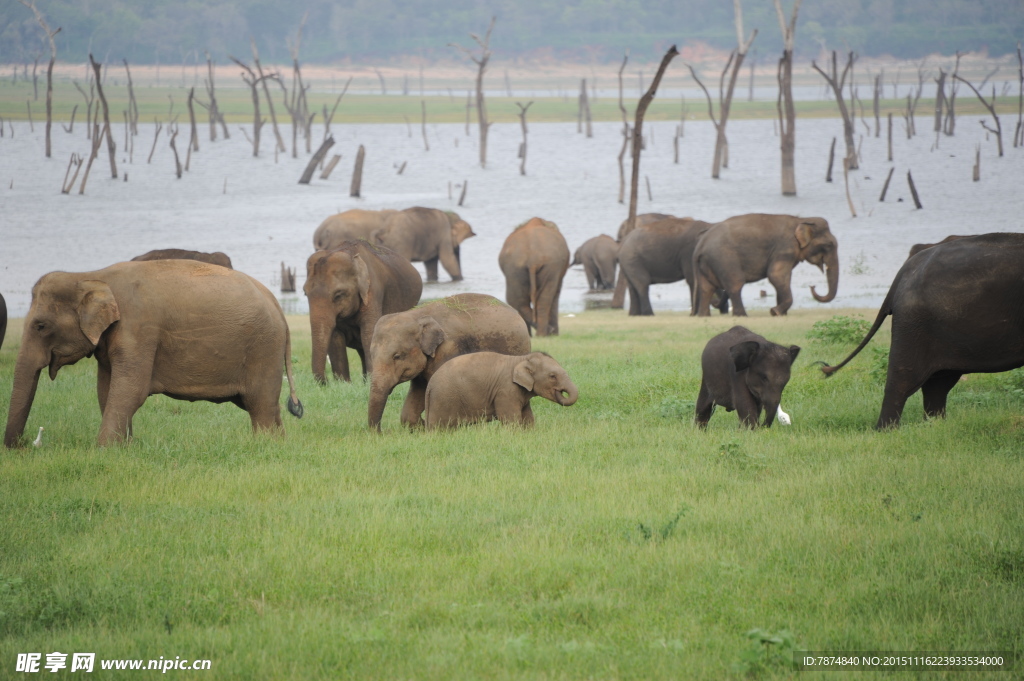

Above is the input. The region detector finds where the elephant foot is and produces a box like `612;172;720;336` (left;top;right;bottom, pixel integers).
770;307;788;317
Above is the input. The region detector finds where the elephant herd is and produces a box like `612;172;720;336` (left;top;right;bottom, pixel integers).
3;200;1023;446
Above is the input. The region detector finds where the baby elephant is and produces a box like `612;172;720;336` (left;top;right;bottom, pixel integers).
425;352;578;429
695;326;799;429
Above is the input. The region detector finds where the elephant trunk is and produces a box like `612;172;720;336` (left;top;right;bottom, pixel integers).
309;306;334;385
557;379;579;406
5;354;44;448
367;377;395;431
811;252;839;303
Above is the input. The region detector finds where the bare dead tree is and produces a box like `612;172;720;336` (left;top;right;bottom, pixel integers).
516;101;533;175
320;155;341;179
872;71;882;137
842;157;857;217
706;0;756;178
578;78;593;137
421;100;430;151
879;166;894;201
61;105;77;133
374;69;387;95
773;0;803;195
907;63;926;136
322;76;352;141
284;14;314;158
299;135;334;184
169;125;183;178
148;120;163;163
450;16;496;168
825;137;836;182
887;112;893;161
944;52;962;136
123;59;139;136
88;54;117;179
973;143;981;180
933;68;947;133
350;144;365;197
243;40;285;154
78;122;107;195
186;87;199;155
202;53;229;141
19;0;60;158
61;152;83;193
907;170;922;209
73;79;94;140
230;54;270;157
954;72;1004;156
1015;43;1023;148
616;51;631;204
812;51;858;169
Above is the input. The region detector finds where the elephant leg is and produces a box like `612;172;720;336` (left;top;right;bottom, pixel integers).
438;247;462;281
714;289;730;314
583;263;597;291
727;286;747;316
505;270;534;334
626;270;652;316
598;261;616;291
245;394;284;432
733;389;761;429
401;377;428;428
424;257;440;282
495;393;525;425
97;364;153;446
921;370;963;419
695;381;715;428
767;263;794;316
876;351;927;430
97;360;111;414
355;347;368;380
694;273;716;317
328;329;350;381
534;274;561;336
519;402;535;427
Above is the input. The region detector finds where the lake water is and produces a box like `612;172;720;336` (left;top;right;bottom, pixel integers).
1;111;1021;319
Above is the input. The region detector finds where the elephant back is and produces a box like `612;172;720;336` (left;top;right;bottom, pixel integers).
500;218;570;271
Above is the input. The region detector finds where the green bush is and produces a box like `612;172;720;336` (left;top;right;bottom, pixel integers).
806;315;871;345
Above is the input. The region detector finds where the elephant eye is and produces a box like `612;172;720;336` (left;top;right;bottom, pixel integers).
333;291;346;302
393;352;402;361
33;321;48;333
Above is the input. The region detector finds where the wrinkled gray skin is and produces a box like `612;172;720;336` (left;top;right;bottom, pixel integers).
499;218;570;337
907;234;968;259
313;209;397;251
618;217;728;316
823;233;1024;429
304;242;422;384
572;235;619;291
367;293;531;430
131;248;233;269
424;351;578;429
696;326;800;429
616;213;673;242
693;214;839;317
374;207;476;282
0;291;7;353
4;260;302;448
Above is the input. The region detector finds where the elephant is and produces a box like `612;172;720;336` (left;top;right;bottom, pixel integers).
617;216;729;316
131;248;233;269
424;351;578;429
367;293;531;430
907;234;968;259
823;233;1024;429
696;326;800;429
303;242;422;384
0;291;7;353
312;209;396;251
693;213;839;317
572;235;619;291
374;207;476;282
498;217;570;337
616;212;673;242
4;260;302;448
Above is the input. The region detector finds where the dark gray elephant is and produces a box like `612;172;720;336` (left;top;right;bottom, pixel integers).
616;212;673;241
131;248;233;269
303;242;422;384
572;235;619;291
5;260;302;448
693;213;839;317
374;207;476;282
823;233;1024;429
424;351;578;429
907;234;968;259
367;293;531;430
313;209;396;251
618;216;728;316
499;217;570;337
696;326;800;429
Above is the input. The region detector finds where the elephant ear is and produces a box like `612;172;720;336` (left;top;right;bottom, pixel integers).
788;345;801;365
77;280;120;347
730;340;761;372
353;254;371;303
418;317;445;357
512;359;535;391
794;222;814;249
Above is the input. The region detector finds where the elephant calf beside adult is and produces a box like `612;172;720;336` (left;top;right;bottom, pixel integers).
5;260;302;448
572;235;619;291
375;207;476;282
693;213;839;317
499;217;570;337
304;242;422;384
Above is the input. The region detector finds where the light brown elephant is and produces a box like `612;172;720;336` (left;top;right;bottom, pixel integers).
4;260;302;448
367;293;531;430
131;248;233;269
693;213;839;317
304;242;423;384
616;213;673;241
498;217;570;337
425;351;578;429
374;207;475;282
312;209;397;251
572;235;619;291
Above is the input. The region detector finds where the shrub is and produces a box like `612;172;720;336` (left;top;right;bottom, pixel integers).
806;315;871;345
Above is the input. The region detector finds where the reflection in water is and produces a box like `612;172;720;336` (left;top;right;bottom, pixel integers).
583;293;616;311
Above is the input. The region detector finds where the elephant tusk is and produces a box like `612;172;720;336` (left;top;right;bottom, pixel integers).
776;405;792;426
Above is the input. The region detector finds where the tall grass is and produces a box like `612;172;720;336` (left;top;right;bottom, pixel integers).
0;309;1021;679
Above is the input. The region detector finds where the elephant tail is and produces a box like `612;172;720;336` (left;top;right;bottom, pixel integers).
283;328;304;418
529;264;539;331
820;288;895;377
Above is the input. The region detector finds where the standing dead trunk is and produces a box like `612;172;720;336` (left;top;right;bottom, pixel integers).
773;0;803;196
954;73;1004;156
299;136;334;184
169;126;182;179
934;69;947;133
873;72;881;137
610;51;633;309
350;144;365;197
124;59;139;136
187;87;199;153
887;112;893;161
812;51;858;170
450;16;495;169
907;171;922;209
89;54;117;179
18;1;59;158
1016;43;1023;147
516;101;533;176
230;55;266;157
421;100;430;151
825;137;836;182
879;166;894;201
204;54;229;141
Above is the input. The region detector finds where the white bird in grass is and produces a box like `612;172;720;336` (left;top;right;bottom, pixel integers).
776;405;792;426
32;426;44;447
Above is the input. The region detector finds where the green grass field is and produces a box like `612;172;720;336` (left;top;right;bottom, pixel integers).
1;308;1022;679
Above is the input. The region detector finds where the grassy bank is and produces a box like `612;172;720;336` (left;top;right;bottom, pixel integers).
1;308;1022;679
0;78;1017;125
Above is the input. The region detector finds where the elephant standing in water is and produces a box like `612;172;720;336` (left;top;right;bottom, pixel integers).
313;209;396;251
304;242;422;384
824;233;1024;429
375;207;476;282
5;260;302;448
499;217;570;336
693;214;839;317
367;293;531;430
572;235;619;291
618;216;727;316
131;248;233;269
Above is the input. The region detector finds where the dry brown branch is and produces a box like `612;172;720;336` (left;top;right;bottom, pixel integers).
450;16;496;168
147;120;163;163
954;73;1004;156
516;101;533;175
773;0;803;195
350;144;365;197
89;54;117;179
812;51;858;169
299;135;334;184
18;0;60;158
